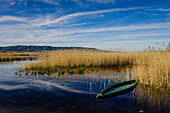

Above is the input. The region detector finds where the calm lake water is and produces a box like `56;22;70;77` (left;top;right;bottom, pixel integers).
0;61;169;113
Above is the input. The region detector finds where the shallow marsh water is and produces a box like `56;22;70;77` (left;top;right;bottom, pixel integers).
0;61;169;113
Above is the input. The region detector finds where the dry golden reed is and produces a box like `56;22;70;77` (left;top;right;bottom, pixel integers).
0;52;38;61
25;49;170;90
131;51;170;90
33;50;134;67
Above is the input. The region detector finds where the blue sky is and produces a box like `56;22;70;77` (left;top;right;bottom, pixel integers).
0;0;170;50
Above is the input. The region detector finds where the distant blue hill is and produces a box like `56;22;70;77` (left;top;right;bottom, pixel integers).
0;45;97;52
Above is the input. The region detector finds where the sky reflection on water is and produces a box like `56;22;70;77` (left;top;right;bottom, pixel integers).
0;61;169;113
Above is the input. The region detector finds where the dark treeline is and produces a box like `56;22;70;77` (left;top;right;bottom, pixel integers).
0;45;97;52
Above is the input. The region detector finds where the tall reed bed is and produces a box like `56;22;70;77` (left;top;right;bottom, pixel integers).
23;49;170;90
131;51;170;90
31;50;134;67
0;52;39;61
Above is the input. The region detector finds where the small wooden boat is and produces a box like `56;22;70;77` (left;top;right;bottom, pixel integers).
96;80;138;99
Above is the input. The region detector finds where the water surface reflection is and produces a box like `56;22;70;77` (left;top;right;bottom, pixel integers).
0;61;169;113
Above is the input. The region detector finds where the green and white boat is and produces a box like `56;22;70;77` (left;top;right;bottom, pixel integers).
96;80;138;99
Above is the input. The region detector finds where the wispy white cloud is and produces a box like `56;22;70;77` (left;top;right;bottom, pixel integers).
8;1;16;6
71;0;133;4
89;31;170;42
42;0;59;5
63;22;91;27
30;7;144;27
0;15;28;22
1;35;79;43
85;0;117;4
0;7;144;28
117;32;170;38
39;22;170;37
1;0;117;7
146;8;170;11
41;0;121;5
146;13;159;16
1;20;170;45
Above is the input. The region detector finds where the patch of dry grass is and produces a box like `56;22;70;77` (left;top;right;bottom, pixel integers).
0;52;39;61
23;49;170;90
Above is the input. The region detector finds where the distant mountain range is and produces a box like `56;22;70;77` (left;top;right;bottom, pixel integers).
0;45;97;52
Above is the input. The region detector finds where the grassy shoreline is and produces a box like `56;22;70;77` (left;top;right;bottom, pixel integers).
0;52;39;62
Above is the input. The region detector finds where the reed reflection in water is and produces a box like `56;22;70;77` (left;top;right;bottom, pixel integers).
131;85;169;113
18;66;169;113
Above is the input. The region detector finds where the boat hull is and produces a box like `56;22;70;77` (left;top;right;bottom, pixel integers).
96;80;138;99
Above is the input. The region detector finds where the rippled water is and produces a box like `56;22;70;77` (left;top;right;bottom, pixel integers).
0;61;169;113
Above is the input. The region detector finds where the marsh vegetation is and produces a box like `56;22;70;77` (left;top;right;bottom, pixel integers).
19;49;170;91
17;63;169;113
0;52;39;62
